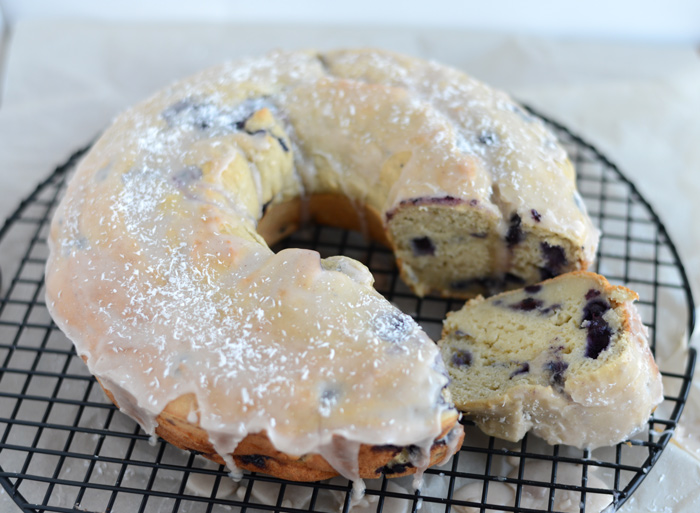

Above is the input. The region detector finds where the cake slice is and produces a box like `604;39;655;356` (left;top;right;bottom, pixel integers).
439;271;663;449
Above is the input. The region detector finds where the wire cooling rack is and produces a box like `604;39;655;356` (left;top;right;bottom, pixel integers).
0;112;696;513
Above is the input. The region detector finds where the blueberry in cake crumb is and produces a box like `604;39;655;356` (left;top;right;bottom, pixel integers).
510;362;529;378
585;289;601;300
582;299;613;359
237;454;270;469
371;444;402;454
539;303;561;315
531;209;542;222
509;297;544;312
544;359;568;391
506;214;523;247
585;322;612;359
540;242;567;279
410;236;436;256
524;284;542;294
583;299;610;321
450;349;472;368
378;461;414;475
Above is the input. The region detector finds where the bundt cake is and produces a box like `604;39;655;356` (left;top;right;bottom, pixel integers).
439;271;663;449
45;48;600;486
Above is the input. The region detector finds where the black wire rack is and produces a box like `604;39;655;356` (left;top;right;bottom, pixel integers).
0;113;695;513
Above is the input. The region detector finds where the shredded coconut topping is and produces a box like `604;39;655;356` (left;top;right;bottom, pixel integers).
46;48;598;485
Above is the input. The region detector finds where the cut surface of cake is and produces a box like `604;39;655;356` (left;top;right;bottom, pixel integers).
439;271;663;449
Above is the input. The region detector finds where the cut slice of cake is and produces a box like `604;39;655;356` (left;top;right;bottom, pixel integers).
439;271;663;449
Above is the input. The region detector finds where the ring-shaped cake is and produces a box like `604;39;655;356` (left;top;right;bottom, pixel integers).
45;49;600;487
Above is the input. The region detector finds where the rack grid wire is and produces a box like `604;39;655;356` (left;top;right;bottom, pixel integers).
0;112;695;513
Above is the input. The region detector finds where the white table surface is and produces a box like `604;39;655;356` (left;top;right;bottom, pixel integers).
0;19;698;513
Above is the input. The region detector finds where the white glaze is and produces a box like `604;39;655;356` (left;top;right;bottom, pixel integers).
45;48;596;485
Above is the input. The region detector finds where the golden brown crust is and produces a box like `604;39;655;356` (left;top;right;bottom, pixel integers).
257;193;390;248
98;378;462;481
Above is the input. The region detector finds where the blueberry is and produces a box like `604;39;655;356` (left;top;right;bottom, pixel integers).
372;312;415;343
450;349;472;368
378;462;414;475
162;99;193;124
321;387;340;402
162;99;217;130
539;242;567;279
524;284;542;294
544;359;568;391
237;454;269;469
585;289;601;300
509;297;543;312
510;362;530;378
410;236;436;256
406;445;423;461
540;303;561;315
583;299;610;321
478;131;498;146
585;319;612;359
172;166;203;187
506;214;523;247
531;209;542;222
319;385;342;417
582;299;612;358
371;444;402;454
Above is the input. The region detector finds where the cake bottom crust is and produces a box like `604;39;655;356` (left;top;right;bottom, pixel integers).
98;381;463;481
